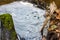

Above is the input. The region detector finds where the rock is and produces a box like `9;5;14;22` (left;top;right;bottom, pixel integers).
0;14;18;40
0;1;45;40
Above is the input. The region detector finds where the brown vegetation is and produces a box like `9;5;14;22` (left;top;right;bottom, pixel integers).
0;0;16;5
43;0;60;8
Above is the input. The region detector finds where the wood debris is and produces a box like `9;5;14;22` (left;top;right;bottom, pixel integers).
41;1;60;40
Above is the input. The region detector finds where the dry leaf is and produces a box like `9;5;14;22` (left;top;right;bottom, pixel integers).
56;9;60;19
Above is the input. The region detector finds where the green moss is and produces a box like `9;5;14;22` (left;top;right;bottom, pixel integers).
10;30;17;40
0;13;14;31
0;13;18;40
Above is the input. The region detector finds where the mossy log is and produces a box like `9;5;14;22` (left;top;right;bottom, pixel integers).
0;14;18;40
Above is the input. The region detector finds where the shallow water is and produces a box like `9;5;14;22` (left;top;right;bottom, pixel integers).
0;1;45;40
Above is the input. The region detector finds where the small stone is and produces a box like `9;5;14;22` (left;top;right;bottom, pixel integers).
34;16;36;17
37;17;39;19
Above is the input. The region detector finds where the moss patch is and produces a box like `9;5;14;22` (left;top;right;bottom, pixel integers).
0;13;14;31
0;13;18;40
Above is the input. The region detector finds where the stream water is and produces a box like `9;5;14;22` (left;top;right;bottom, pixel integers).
0;1;45;40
